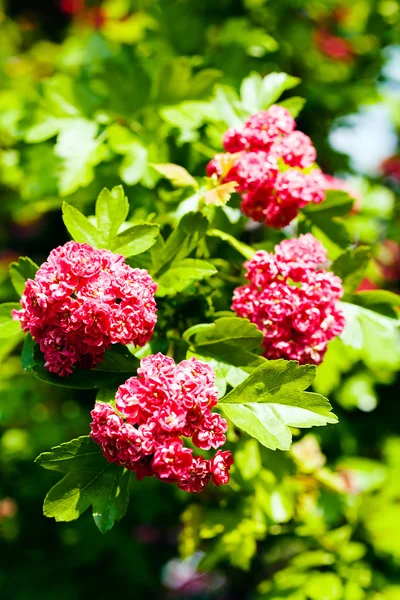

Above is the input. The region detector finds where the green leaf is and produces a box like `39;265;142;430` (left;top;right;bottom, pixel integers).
36;436;130;532
9;257;39;296
214;85;243;127
21;334;36;371
156;259;217;296
107;124;148;185
31;345;122;389
62;202;103;248
154;212;208;274
207;229;255;260
110;223;160;257
340;301;400;369
95;185;129;244
55;118;105;196
220;360;337;451
95;346;139;373
185;317;265;370
151;163;198;188
332;246;372;294
240;72;299;113
0;303;22;338
303;190;354;248
258;72;300;108
278;96;306;118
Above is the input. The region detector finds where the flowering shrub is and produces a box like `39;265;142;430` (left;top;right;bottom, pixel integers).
207;106;326;228
13;242;157;376
90;353;233;492
232;234;345;364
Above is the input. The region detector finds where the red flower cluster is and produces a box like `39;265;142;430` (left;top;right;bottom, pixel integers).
232;234;345;365
90;354;233;493
206;106;325;228
13;242;157;377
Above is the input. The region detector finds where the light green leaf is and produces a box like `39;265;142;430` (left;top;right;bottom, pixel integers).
9;256;39;296
156;259;217;296
36;436;130;532
110;222;160;257
214;85;243;127
152;163;198;189
220;360;337;450
278;96;306;117
95;185;129;244
62;202;103;248
258;72;300;108
55;119;104;196
332;246;372;294
0;303;21;338
340;301;400;369
120;145;148;185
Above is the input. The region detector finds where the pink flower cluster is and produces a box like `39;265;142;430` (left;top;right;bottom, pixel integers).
232;234;345;364
13;241;157;377
90;353;233;493
206;106;326;228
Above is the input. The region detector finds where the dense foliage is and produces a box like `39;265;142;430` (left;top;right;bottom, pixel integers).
0;1;399;599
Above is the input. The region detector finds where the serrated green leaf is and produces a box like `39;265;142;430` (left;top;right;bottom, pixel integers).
62;202;103;248
154;212;208;274
110;223;160;257
36;436;130;532
332;246;372;294
156;259;217;296
185;317;265;370
95;185;129;244
0;303;22;338
219;360;337;450
9;256;39;296
152;163;198;188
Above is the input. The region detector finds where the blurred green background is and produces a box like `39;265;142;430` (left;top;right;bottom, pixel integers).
0;1;400;598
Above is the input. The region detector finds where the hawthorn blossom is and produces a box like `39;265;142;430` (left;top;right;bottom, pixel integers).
90;354;233;493
13;241;157;376
207;105;326;228
232;234;345;365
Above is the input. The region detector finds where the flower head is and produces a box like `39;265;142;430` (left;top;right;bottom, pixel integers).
13;241;157;376
90;354;233;492
232;234;345;365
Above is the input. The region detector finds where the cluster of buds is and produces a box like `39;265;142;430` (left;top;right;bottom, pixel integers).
206;106;326;228
232;234;346;364
90;354;233;493
13;242;157;377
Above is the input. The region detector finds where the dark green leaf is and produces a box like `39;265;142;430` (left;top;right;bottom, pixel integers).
21;333;36;371
36;436;130;532
303;191;354;248
154;212;208;274
95;346;139;373
9;256;39;296
332;246;372;294
156;259;217;296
